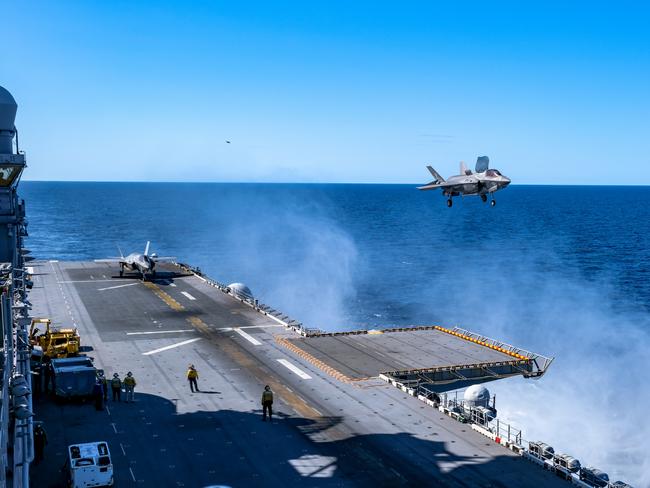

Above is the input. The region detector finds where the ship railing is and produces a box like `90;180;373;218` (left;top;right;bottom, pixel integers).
417;385;524;445
0;306;10;487
382;358;536;387
450;326;554;377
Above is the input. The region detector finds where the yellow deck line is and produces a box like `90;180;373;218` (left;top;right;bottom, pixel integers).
275;336;369;384
143;282;185;311
432;325;528;360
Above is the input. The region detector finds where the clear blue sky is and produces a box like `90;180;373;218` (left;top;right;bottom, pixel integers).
3;1;649;184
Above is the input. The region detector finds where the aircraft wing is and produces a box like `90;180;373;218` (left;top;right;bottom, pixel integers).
417;181;455;191
94;258;124;263
151;256;176;262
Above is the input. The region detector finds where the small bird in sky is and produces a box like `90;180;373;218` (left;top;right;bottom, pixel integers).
225;140;231;144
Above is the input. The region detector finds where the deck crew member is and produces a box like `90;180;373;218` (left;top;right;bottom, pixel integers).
111;373;122;402
261;385;274;422
33;424;48;464
124;372;137;403
93;380;104;410
187;365;199;392
98;372;108;401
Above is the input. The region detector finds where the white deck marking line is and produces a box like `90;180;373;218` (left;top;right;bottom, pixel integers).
120;443;126;455
215;324;282;333
111;423;118;433
181;291;196;300
126;329;194;336
98;283;139;291
234;328;262;346
142;337;201;355
276;359;312;379
239;324;283;329
49;260;59;263
57;279;130;283
129;467;136;482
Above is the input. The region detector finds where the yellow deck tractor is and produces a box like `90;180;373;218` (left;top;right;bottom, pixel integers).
29;318;80;359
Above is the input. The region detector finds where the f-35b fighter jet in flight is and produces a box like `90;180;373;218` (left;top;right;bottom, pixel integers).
95;241;175;280
417;156;510;207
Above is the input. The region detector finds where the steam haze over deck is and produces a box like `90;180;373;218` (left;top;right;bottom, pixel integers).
5;1;650;185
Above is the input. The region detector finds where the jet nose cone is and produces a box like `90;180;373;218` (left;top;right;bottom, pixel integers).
502;176;511;186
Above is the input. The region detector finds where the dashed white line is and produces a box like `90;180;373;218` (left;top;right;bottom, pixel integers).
97;283;139;291
180;291;196;301
142;337;202;356
120;443;126;455
129;467;136;482
111;423;117;434
276;359;312;379
234;328;262;346
126;329;194;336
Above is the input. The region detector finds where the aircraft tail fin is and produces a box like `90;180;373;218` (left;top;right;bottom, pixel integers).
426;166;445;183
475;156;490;173
144;241;151;256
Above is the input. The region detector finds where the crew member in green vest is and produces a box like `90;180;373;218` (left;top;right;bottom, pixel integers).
124;371;137;403
111;373;122;402
261;385;274;422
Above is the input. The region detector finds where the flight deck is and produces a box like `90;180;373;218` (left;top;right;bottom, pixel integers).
28;260;563;487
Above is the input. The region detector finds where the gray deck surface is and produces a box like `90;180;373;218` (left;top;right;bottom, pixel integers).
289;329;513;379
28;261;564;487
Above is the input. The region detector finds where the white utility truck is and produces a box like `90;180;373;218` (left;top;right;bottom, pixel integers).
67;441;114;487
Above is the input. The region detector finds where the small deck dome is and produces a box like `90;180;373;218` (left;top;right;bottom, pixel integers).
227;283;253;300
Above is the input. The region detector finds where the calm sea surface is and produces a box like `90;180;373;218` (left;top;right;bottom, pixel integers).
20;182;650;485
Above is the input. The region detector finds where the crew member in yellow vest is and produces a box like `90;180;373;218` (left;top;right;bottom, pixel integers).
261;385;274;421
124;372;137;403
110;373;122;402
187;365;199;392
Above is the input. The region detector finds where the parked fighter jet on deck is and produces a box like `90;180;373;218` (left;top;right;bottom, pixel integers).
94;241;175;280
417;156;511;207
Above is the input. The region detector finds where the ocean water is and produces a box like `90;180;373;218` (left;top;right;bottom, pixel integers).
22;181;650;485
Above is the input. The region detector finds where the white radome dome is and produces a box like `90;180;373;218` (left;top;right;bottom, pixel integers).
228;283;253;300
464;384;490;408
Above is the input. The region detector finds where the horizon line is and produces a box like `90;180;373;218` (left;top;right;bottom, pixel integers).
19;179;650;187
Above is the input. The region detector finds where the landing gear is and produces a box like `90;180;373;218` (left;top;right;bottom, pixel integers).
481;194;487;203
119;264;124;277
446;198;453;208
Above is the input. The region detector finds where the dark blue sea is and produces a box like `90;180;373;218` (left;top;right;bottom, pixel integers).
21;182;650;485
